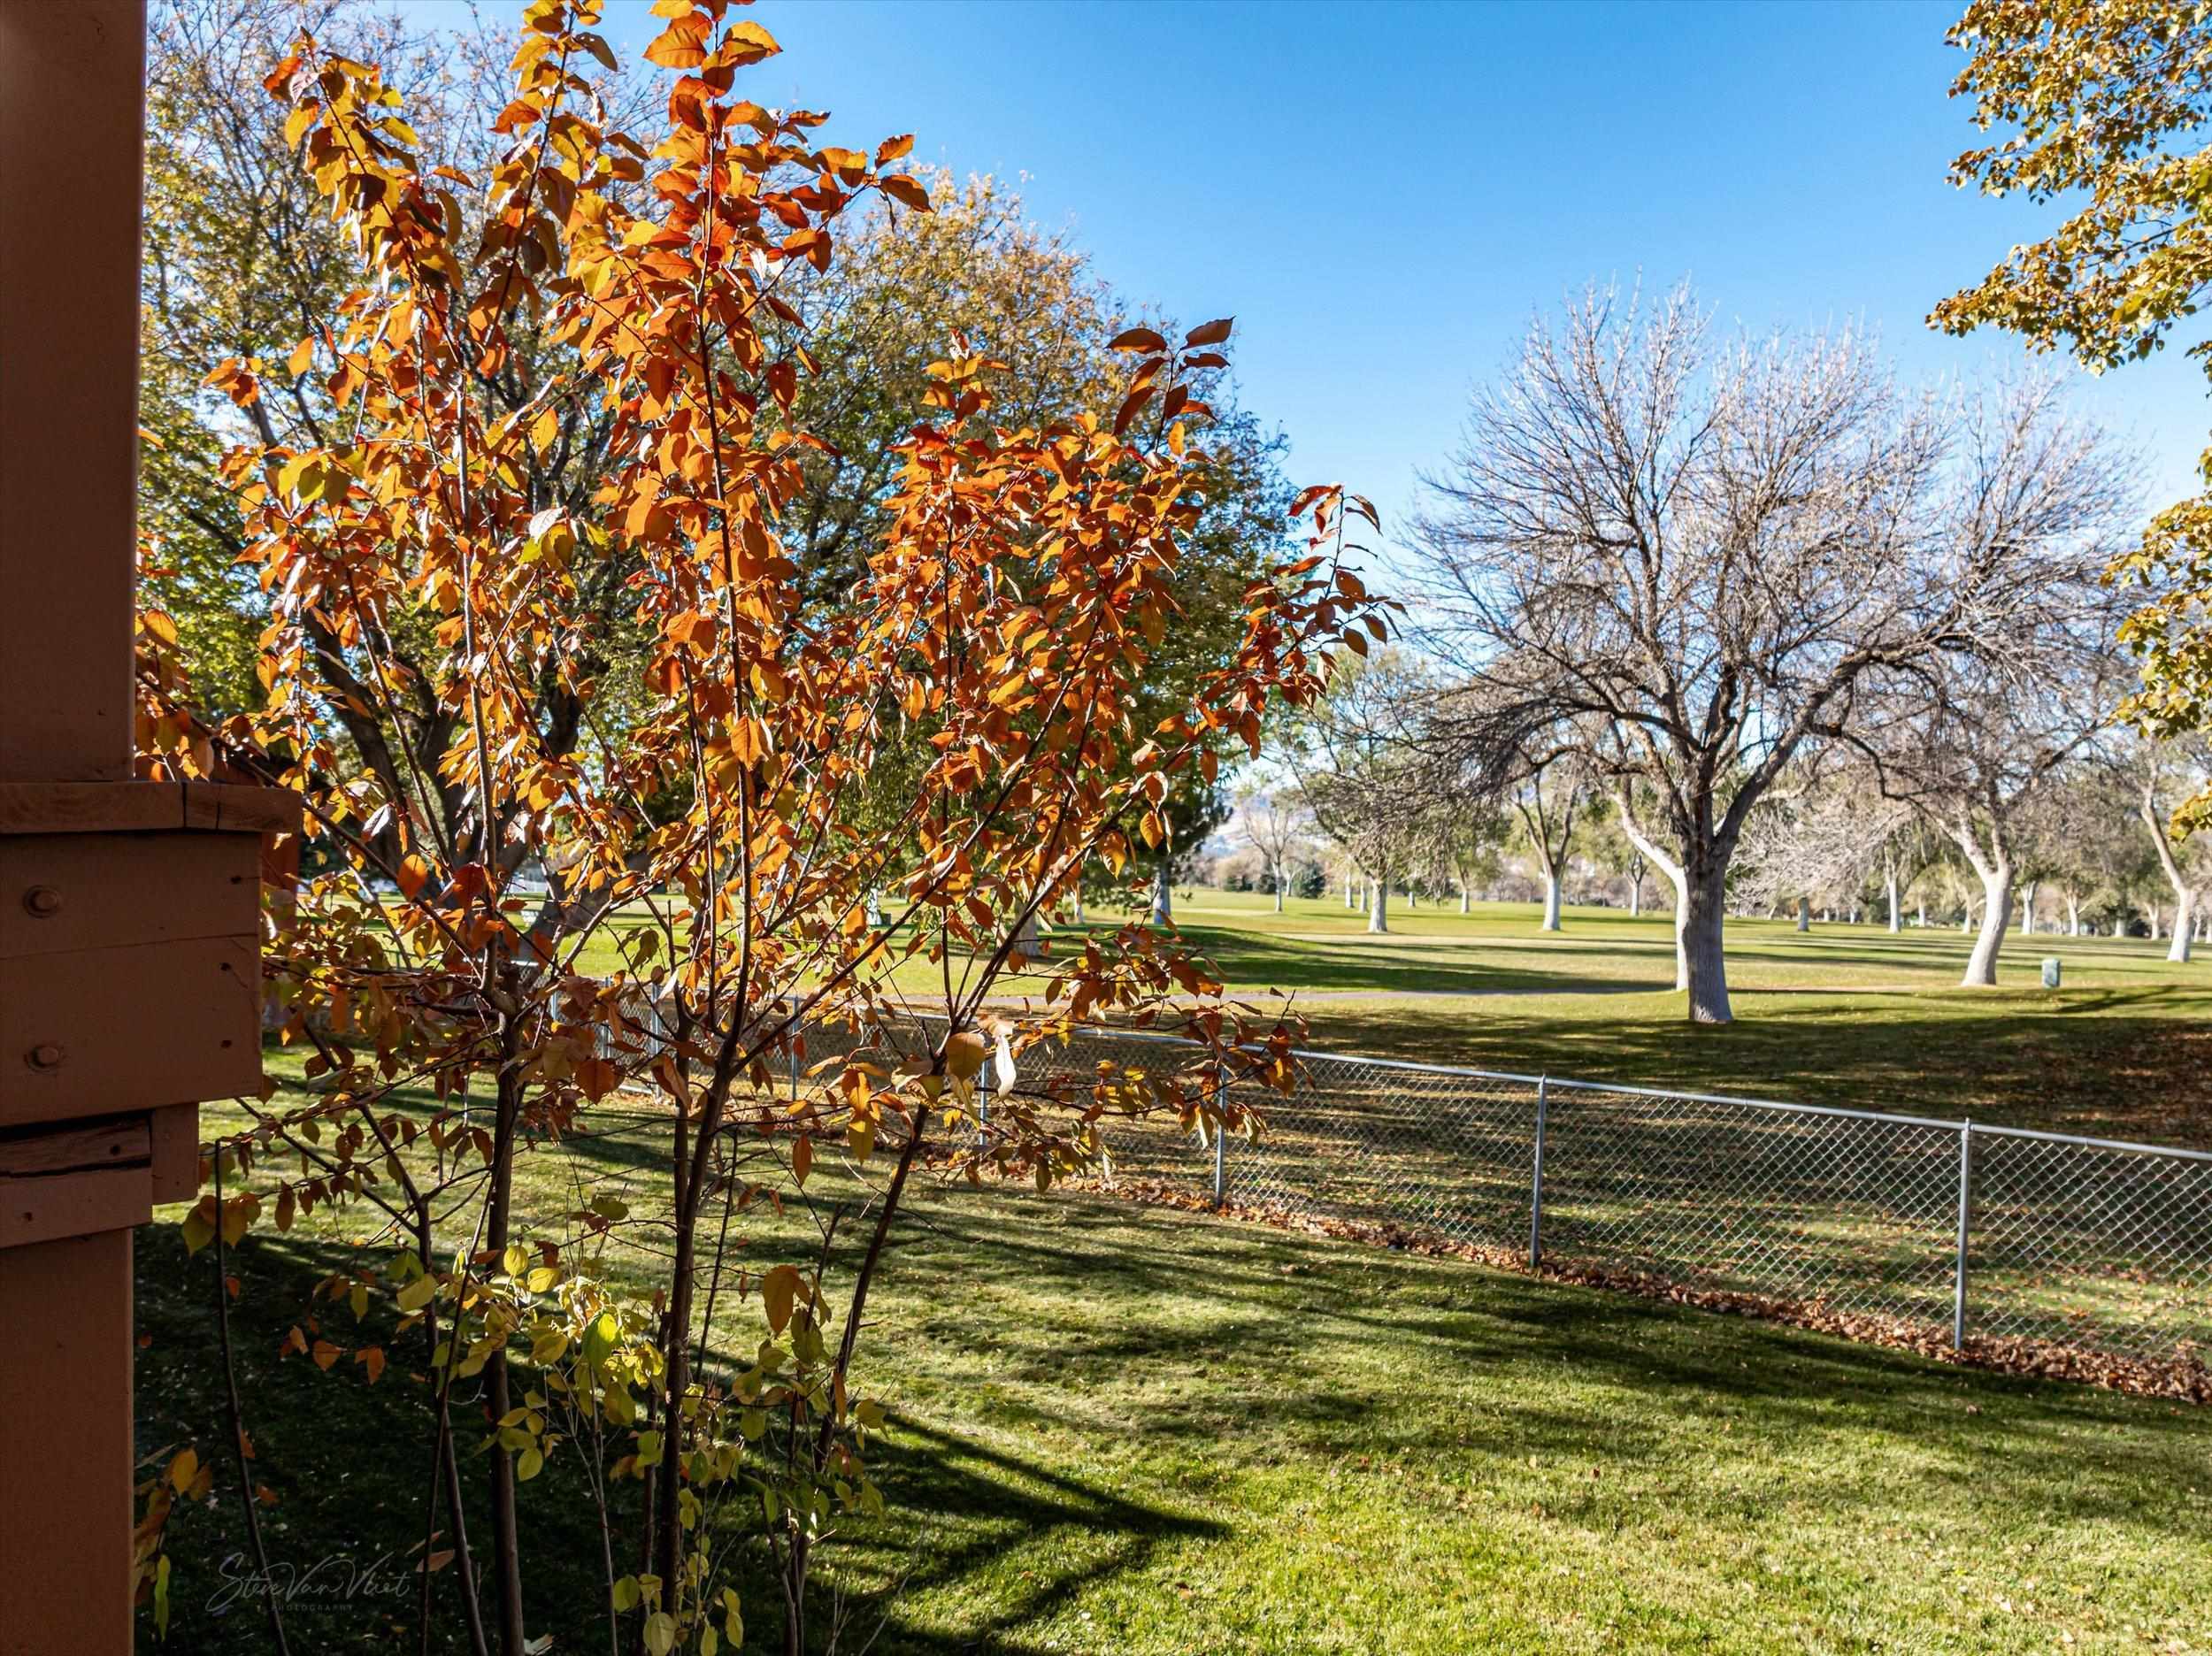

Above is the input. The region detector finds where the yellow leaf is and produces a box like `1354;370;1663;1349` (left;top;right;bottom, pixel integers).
944;1031;987;1082
761;1264;800;1335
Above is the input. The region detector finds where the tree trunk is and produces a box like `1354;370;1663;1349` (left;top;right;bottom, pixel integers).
1458;878;1471;915
485;1057;526;1654
1962;865;2014;987
2140;789;2200;965
1916;899;1925;927
1148;860;1172;928
1795;896;1810;933
1272;870;1284;913
1540;871;1562;932
2067;894;2080;937
1368;874;1389;934
1628;870;1643;917
1613;794;1688;989
1008;907;1041;960
1408;884;1417;909
1343;873;1355;908
2019;880;2036;935
1886;874;1900;933
1682;864;1732;1024
1072;886;1084;925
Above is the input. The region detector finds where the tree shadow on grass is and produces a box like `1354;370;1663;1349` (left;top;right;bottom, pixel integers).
826;1417;1223;1656
134;1218;1221;1656
881;1189;2212;1545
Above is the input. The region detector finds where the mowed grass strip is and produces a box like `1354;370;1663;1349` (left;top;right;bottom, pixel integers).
566;893;2212;1142
139;1070;2211;1655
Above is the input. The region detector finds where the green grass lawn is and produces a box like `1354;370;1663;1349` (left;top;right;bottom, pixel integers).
134;900;2211;1652
582;892;2212;1144
140;1149;2210;1655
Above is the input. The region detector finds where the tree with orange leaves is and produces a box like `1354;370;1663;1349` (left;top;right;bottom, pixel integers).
140;3;1385;1650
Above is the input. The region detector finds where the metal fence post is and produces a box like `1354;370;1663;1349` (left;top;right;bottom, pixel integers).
1212;1062;1229;1209
1529;1075;1549;1269
1953;1119;1975;1352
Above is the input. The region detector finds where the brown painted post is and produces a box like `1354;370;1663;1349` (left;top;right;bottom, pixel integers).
0;9;146;1649
0;4;295;1650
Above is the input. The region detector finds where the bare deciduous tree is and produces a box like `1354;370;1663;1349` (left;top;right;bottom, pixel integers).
1732;770;1910;925
1508;762;1586;932
1291;652;1435;935
1853;381;2137;985
2139;740;2212;963
1235;785;1312;912
1412;284;2137;1022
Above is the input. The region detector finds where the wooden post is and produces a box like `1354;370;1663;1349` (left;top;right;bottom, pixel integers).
0;4;296;1650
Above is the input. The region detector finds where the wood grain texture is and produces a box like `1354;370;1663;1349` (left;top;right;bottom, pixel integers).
0;780;299;836
0;1116;150;1178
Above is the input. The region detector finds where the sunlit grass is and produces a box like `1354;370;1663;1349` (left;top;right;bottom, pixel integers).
141;1094;2212;1654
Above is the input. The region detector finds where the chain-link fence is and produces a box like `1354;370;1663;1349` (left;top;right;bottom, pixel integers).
596;1003;2210;1367
1042;1027;2212;1367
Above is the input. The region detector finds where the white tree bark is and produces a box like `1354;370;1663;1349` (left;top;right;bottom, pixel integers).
1148;860;1172;929
1795;896;1811;933
1368;873;1390;934
1962;861;2014;986
1886;873;1901;933
2140;785;2201;965
2019;880;2036;936
1616;793;1690;991
1540;871;1562;932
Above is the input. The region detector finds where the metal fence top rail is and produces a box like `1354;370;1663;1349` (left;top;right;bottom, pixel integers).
1281;1053;2212;1164
1048;1023;2212;1167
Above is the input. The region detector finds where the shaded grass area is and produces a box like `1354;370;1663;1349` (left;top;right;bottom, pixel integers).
140;1105;2212;1654
1290;985;2212;1146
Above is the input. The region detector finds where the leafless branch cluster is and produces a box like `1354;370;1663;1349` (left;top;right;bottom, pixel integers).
1409;282;2140;1016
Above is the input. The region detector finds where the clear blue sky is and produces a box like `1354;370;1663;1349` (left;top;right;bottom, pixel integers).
406;0;2208;562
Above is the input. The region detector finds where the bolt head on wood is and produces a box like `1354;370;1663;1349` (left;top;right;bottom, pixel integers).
24;1043;65;1072
21;885;61;917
